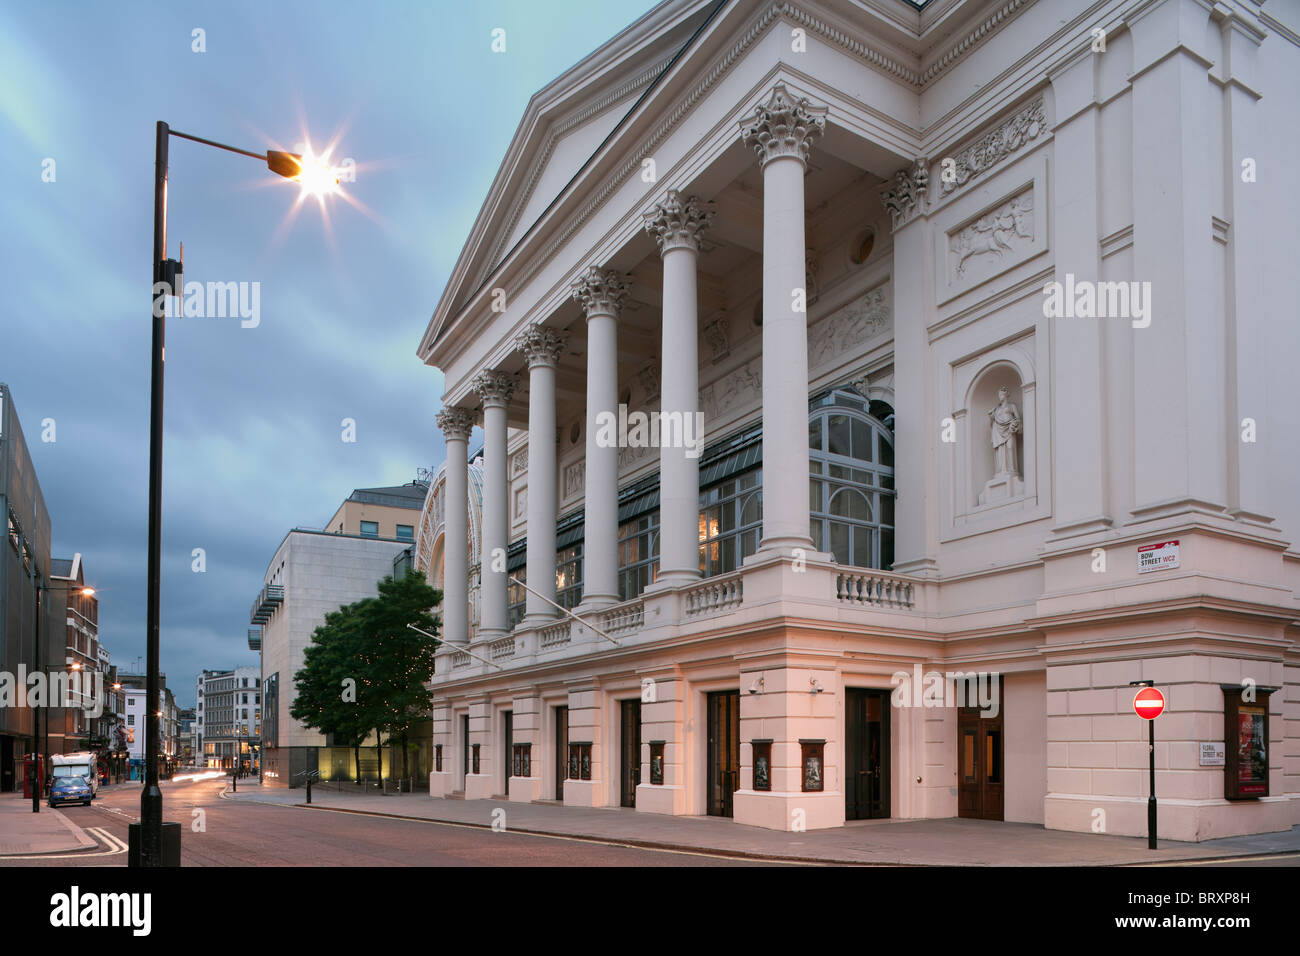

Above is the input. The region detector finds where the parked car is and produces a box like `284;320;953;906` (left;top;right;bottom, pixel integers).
49;775;93;807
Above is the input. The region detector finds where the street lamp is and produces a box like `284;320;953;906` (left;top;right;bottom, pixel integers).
135;121;343;867
29;581;94;813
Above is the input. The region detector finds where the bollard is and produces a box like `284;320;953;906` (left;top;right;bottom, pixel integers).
306;776;312;804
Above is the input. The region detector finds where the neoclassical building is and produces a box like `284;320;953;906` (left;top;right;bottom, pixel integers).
418;0;1300;839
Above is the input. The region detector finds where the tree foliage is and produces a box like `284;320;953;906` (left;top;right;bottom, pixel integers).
291;571;442;781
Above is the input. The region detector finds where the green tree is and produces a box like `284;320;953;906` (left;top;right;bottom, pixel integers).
290;603;372;782
292;571;442;786
358;572;442;782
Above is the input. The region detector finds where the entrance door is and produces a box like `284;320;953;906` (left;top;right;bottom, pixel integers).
460;714;470;789
554;706;568;801
620;700;641;808
957;684;1004;820
706;691;740;817
845;688;890;819
502;710;513;796
1;736;13;792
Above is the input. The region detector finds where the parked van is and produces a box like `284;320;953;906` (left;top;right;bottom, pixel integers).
50;752;100;798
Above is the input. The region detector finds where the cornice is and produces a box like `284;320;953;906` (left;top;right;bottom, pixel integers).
919;0;1031;84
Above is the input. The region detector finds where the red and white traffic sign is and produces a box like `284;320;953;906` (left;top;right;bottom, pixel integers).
1133;686;1166;720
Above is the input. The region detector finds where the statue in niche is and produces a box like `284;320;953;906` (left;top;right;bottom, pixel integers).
978;384;1025;506
988;386;1021;476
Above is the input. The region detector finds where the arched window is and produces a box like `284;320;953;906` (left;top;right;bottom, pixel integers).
809;388;895;569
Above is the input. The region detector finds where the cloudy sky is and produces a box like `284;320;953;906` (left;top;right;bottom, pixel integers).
1;0;655;707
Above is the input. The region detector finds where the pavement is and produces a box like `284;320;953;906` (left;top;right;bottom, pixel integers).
220;781;1300;866
0;790;99;855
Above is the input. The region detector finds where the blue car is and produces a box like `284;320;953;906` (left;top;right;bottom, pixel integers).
49;775;93;807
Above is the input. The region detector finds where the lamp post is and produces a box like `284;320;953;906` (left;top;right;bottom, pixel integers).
135;121;341;866
29;579;95;813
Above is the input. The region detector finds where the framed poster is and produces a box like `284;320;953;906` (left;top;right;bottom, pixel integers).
1223;687;1271;799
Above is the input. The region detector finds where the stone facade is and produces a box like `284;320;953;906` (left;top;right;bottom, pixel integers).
416;0;1300;840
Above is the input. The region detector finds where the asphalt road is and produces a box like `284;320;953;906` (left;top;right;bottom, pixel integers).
5;778;785;867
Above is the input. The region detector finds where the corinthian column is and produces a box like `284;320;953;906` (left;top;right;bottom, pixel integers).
741;83;826;554
643;190;713;586
515;326;567;623
572;267;627;608
436;406;475;645
471;370;515;639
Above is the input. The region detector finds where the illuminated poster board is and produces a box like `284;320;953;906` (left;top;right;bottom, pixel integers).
1222;686;1271;800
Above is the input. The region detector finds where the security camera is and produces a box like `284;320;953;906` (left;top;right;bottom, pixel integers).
809;677;824;694
748;677;764;695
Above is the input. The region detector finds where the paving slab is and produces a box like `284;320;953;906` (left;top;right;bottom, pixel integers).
220;783;1300;866
0;792;98;856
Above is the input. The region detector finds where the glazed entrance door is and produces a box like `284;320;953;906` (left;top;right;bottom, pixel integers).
554;705;568;800
706;691;740;817
845;689;890;819
460;714;470;789
620;699;641;808
957;694;1004;820
502;710;513;796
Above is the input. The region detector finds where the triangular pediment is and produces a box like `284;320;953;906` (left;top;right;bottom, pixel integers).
423;2;713;350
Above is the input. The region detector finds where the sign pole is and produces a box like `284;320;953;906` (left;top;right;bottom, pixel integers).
1130;680;1162;850
1147;717;1156;849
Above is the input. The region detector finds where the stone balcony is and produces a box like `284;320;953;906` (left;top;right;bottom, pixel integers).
435;552;931;682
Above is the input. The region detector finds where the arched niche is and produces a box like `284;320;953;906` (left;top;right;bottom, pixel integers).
966;362;1026;508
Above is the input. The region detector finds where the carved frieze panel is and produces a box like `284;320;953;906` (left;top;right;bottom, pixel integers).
935;154;1048;305
808;287;891;371
699;356;761;424
939;97;1046;197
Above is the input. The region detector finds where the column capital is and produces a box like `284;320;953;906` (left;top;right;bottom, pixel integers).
436;406;475;441
642;190;715;256
514;326;568;369
740;83;827;168
471;369;516;408
571;266;629;318
881;158;929;231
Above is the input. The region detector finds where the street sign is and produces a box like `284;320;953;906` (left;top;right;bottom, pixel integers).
1137;539;1180;573
1133;686;1166;719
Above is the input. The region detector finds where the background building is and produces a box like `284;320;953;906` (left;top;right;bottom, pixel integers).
418;0;1300;841
0;383;52;792
45;553;99;756
253;480;429;787
195;666;260;770
323;480;429;542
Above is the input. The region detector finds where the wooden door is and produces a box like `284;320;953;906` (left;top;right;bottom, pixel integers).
620;699;641;808
460;714;469;788
554;705;568;800
957;691;1004;820
706;691;740;817
502;710;513;796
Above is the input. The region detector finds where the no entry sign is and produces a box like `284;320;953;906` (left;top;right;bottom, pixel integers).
1133;686;1166;719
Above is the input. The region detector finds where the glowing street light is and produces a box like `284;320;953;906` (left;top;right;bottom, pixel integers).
137;121;344;867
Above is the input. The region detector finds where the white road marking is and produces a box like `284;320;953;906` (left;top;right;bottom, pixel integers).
0;826;127;860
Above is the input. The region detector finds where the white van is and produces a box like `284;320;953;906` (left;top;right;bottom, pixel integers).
50;752;100;798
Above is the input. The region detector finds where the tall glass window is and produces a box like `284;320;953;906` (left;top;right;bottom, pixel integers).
556;544;583;611
698;469;762;577
618;513;659;600
808;389;895;569
506;568;527;629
